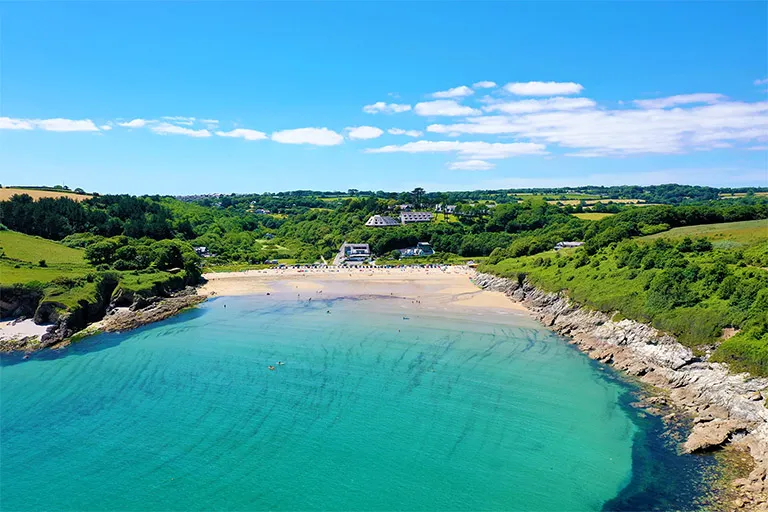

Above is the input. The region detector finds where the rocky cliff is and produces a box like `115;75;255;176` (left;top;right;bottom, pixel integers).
473;272;768;508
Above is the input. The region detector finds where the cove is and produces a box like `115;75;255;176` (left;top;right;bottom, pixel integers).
0;296;715;511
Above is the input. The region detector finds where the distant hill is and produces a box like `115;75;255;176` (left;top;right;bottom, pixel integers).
0;187;92;202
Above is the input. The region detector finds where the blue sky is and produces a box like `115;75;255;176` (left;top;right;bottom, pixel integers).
1;2;766;195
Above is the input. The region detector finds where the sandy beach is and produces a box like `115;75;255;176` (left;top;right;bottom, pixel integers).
199;266;529;313
0;319;50;343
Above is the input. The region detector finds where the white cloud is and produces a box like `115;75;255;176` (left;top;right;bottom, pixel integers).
504;81;584;96
162;116;196;126
118;119;149;128
0;117;34;130
746;145;768;151
754;78;768;86
362;102;412;114
99;125;112;131
35;118;100;132
484;97;596;114
448;159;495;170
432;85;474;99
0;116;100;132
201;118;219;125
150;122;211;137
346;126;384;140
271;127;344;146
414;100;481;117
634;93;726;109
215;128;267;141
426;100;768;156
388;128;423;137
366;140;547;159
473;81;497;89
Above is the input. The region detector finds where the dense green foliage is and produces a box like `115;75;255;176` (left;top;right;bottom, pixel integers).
0;230;195;327
481;236;768;376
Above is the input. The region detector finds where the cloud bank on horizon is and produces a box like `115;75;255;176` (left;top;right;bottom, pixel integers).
2;79;767;172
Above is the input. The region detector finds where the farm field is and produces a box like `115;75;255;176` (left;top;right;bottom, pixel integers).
719;192;768;199
549;198;647;206
639;219;768;245
511;193;602;200
572;212;615;220
0;188;92;202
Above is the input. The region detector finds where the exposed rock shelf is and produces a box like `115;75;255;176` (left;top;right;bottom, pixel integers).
0;288;207;353
473;272;768;508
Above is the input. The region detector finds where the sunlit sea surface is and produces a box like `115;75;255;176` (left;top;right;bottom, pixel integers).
1;295;715;511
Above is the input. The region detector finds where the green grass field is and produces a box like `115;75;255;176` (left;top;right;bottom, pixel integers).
0;231;93;285
639;219;768;246
434;213;460;223
572;212;615;221
0;231;86;264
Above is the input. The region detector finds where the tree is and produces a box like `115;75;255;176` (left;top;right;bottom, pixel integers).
412;187;425;208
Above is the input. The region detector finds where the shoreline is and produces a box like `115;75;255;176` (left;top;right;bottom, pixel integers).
3;265;766;507
472;272;768;510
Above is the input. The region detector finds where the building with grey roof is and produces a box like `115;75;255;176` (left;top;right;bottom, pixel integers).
365;215;400;227
400;212;434;224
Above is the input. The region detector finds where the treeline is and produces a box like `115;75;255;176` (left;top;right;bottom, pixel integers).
0;194;177;240
2;191;767;267
178;184;768;207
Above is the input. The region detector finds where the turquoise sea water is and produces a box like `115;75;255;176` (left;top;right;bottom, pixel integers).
1;296;714;511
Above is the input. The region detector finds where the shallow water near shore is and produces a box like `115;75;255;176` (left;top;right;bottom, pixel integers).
1;295;716;511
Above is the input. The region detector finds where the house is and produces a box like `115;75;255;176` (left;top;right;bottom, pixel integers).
338;243;371;263
554;241;585;250
264;233;275;239
435;204;456;214
400;212;433;224
399;242;435;258
397;204;414;212
365;215;399;227
253;208;271;215
194;246;213;258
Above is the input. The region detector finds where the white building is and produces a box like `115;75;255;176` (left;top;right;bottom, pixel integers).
554;241;585;250
435;204;456;214
339;243;371;262
399;242;435;257
400;212;433;224
365;215;399;227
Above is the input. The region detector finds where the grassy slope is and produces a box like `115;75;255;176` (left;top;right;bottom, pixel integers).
0;231;93;285
480;221;768;376
640;219;768;246
0;231;187;314
0;231;86;264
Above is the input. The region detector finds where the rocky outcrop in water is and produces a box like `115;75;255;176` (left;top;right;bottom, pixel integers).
99;293;206;333
1;286;206;353
473;272;768;508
